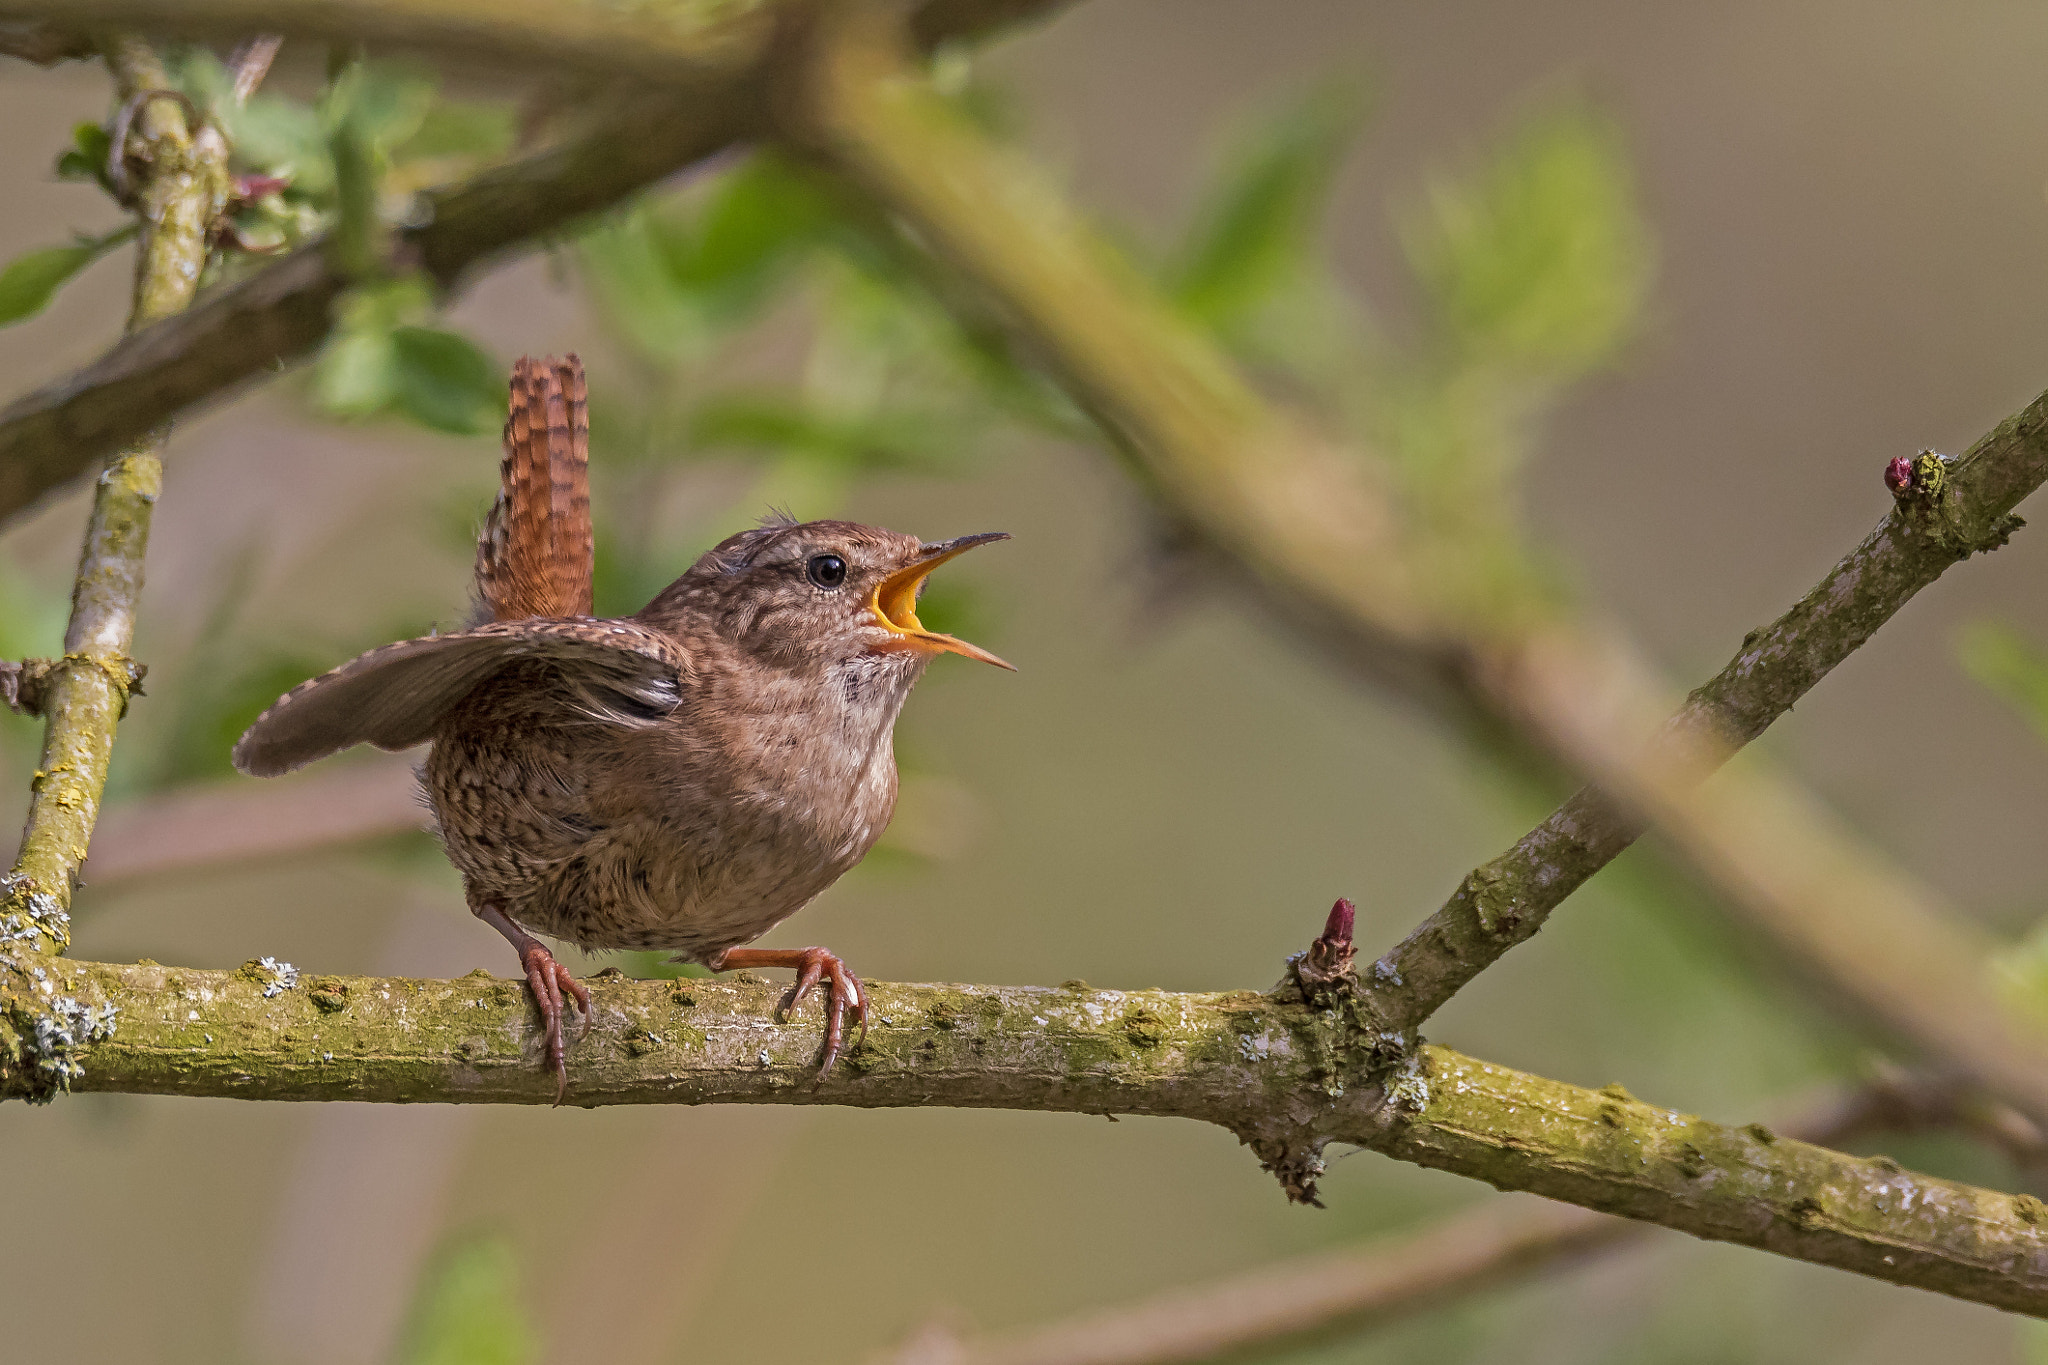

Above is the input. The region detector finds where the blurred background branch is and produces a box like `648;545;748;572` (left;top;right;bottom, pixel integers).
780;1;2048;1136
881;1069;2045;1365
0;0;1066;523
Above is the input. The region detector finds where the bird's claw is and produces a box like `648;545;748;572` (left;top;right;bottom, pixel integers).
775;946;867;1082
520;943;591;1105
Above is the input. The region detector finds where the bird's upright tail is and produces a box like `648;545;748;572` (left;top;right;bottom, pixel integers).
476;354;593;621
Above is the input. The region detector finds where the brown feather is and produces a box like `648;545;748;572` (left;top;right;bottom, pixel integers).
477;355;592;621
231;618;686;777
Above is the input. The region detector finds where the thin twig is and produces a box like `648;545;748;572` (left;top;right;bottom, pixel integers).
226;33;282;104
2;36;232;965
83;754;426;888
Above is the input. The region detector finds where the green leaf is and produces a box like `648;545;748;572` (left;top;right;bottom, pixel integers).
1959;620;2048;746
1400;99;1651;373
389;326;504;435
1167;75;1371;328
55;121;112;187
677;153;839;303
395;1233;536;1365
578;155;842;364
314;327;401;416
0;227;135;327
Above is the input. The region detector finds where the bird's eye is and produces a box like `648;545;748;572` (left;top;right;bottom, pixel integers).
806;553;848;589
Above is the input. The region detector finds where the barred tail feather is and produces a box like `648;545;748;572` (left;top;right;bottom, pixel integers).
477;355;593;621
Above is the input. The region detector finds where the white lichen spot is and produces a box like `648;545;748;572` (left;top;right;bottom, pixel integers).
1371;958;1404;987
187;1010;200;1021
756;1048;772;1068
257;956;300;999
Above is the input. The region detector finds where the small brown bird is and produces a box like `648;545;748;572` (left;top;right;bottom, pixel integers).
234;355;1010;1096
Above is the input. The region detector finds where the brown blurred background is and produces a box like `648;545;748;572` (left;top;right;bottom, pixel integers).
6;2;2048;1361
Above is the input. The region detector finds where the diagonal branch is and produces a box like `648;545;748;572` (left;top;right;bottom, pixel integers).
1372;429;2041;1037
8;960;2048;1317
777;4;2048;1127
0;0;1066;525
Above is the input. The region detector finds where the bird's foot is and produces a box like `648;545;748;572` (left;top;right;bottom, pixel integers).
520;942;592;1104
711;945;867;1081
474;900;590;1104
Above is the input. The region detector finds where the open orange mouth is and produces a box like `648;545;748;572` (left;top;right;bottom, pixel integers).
868;532;1014;669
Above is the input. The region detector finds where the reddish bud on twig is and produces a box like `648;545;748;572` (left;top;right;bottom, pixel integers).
1295;897;1357;1003
1320;897;1354;950
1884;455;1914;499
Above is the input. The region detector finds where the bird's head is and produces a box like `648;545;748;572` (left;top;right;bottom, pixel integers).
641;516;1013;675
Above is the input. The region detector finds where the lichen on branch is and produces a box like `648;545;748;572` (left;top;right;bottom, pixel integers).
4;960;2044;1315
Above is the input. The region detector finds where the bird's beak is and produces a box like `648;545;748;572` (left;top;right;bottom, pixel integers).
868;532;1015;669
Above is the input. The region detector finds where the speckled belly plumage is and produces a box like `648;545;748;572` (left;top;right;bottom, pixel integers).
422;658;904;962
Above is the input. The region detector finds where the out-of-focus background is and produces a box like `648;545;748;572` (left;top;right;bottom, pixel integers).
7;2;2048;1361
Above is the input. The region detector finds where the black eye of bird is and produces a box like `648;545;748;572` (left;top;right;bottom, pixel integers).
806;553;848;589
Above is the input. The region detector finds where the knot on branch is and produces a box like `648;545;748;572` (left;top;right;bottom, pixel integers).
1887;449;2025;559
1;652;148;718
1246;1131;1330;1208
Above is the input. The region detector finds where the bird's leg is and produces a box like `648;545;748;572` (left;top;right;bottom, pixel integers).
710;945;867;1080
474;900;591;1104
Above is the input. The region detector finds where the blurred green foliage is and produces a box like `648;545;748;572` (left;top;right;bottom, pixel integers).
0;224;136;325
1958;619;2048;747
392;1233;536;1365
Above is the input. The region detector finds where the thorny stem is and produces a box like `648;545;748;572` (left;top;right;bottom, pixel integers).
3;962;2046;1316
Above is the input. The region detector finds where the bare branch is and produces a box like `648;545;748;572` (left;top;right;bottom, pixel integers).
2;961;2042;1316
4;37;232;964
1372;429;2039;1036
0;20;92;63
84;755;424;888
0;0;1067;525
888;1202;1624;1365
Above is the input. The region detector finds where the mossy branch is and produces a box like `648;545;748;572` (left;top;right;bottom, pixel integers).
3;960;2045;1316
0;0;1064;526
4;38;230;965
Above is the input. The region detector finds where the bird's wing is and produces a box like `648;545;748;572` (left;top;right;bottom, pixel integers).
475;354;593;621
231;618;686;777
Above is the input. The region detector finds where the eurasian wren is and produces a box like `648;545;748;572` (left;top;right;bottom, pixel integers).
233;355;1011;1097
